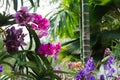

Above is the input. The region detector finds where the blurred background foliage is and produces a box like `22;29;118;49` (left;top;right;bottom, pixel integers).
90;0;120;60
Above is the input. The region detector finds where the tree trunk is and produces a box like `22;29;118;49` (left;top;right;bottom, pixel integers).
80;0;90;63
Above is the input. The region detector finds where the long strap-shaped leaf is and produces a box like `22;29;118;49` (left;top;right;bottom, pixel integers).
13;0;18;11
81;0;90;63
26;26;52;70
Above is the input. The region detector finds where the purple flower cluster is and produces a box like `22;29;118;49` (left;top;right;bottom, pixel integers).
13;6;33;26
84;57;95;75
31;13;50;38
117;77;120;80
107;56;115;64
100;74;105;80
38;42;61;60
75;57;95;80
104;48;111;55
13;6;50;38
86;76;95;80
4;27;26;53
67;62;74;69
54;66;69;80
75;70;84;80
104;56;115;78
0;65;3;72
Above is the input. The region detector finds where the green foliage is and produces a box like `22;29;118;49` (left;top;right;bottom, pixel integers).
89;5;110;26
0;0;80;79
48;0;79;38
13;0;18;11
0;14;62;80
0;0;40;11
89;0;112;5
111;40;120;60
113;0;120;8
47;0;81;62
0;30;62;80
0;12;15;27
89;0;120;61
2;0;120;79
48;0;120;62
61;38;80;55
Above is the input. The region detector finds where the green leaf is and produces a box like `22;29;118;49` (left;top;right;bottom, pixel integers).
100;29;120;40
26;26;40;52
28;72;38;79
90;5;110;26
21;0;23;6
0;75;10;80
26;51;49;75
37;53;52;70
101;55;110;62
53;70;76;74
61;38;80;55
33;55;46;73
24;52;47;78
0;61;13;68
28;31;33;50
6;0;10;11
0;38;4;49
13;0;18;11
37;0;40;6
61;38;79;46
0;55;11;62
51;74;61;80
26;51;37;62
18;61;37;69
29;0;35;7
0;12;15;26
17;74;36;80
90;0;112;5
48;7;78;38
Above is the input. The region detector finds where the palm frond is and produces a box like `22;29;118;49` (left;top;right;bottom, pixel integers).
47;0;80;39
0;12;15;27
